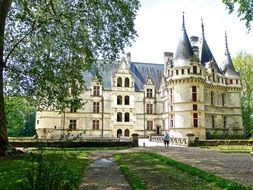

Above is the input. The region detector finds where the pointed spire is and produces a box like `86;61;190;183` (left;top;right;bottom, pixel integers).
174;12;193;67
182;12;185;30
225;31;229;54
201;18;205;39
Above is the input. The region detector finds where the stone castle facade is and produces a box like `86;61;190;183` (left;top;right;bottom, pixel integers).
36;17;243;140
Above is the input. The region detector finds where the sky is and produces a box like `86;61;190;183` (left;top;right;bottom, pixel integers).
124;0;253;64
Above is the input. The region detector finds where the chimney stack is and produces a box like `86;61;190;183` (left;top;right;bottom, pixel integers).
126;52;131;62
164;52;173;64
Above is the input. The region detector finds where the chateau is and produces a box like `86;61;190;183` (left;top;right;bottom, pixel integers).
36;16;243;140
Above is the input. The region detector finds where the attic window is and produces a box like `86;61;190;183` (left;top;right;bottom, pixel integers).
125;77;130;87
193;66;197;74
181;69;184;75
230;79;233;84
147;89;153;98
176;70;179;75
117;77;122;87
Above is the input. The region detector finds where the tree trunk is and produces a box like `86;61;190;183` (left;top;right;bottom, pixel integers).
0;0;12;156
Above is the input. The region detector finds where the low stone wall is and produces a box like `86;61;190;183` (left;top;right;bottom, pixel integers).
9;138;132;148
195;139;253;146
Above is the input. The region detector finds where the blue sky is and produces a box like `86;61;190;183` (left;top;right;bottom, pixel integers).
124;0;253;64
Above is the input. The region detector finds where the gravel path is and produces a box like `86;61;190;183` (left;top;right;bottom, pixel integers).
78;150;131;190
148;146;253;187
78;147;253;189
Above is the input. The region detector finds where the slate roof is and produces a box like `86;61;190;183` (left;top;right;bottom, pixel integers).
83;61;164;91
173;14;193;67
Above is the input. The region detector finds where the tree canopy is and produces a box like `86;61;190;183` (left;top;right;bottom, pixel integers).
223;0;253;30
233;51;253;136
0;0;140;156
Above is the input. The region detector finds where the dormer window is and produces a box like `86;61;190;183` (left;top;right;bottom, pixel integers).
70;107;77;113
230;79;233;84
93;86;100;96
147;89;153;98
181;69;184;75
117;77;122;87
125;77;130;87
193;66;197;74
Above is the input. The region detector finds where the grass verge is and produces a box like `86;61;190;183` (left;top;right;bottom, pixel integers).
0;150;89;190
114;152;252;190
202;145;252;153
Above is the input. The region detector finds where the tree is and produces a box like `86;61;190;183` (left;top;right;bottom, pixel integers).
5;96;35;137
233;51;253;137
223;0;253;30
0;0;140;156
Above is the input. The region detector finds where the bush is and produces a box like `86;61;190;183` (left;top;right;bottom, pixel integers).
18;151;76;190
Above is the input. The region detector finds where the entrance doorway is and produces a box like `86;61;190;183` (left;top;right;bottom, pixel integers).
156;126;160;134
117;129;122;138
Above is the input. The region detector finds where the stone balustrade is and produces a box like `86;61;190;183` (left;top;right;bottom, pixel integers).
149;135;189;147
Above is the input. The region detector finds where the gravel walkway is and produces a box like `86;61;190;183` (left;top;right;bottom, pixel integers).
78;150;131;190
148;146;253;187
78;147;253;189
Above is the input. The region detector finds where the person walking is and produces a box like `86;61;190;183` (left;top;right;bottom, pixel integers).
163;132;170;148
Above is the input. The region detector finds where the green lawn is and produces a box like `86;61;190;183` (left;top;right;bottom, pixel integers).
203;145;252;153
0;150;89;190
114;152;252;190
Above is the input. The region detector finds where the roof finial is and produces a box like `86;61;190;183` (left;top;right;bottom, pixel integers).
201;18;205;39
225;31;229;54
182;12;185;30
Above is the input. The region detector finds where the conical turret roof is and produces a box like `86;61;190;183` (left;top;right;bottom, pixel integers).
199;20;223;74
173;13;193;67
220;32;239;78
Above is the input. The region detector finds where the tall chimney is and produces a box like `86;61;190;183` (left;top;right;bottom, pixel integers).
164;52;173;64
126;52;131;62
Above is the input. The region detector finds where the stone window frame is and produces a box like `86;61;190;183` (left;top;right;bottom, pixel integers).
117;77;123;87
117;95;122;105
192;86;197;102
125;77;130;87
117;112;123;122
147;88;153;98
93;102;100;113
124;112;130;122
69;120;77;130
193;113;198;128
93;86;100;96
147;121;153;131
146;103;153;114
92;120;99;130
124;95;130;105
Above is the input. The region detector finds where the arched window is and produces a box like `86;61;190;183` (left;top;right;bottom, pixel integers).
125;77;130;87
117;95;122;105
117;129;122;138
124;96;130;105
117;112;122;122
117;77;122;87
124;129;130;137
124;112;130;122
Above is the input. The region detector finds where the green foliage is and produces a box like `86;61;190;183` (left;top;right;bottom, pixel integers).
5;96;35;137
115;152;251;190
223;0;253;30
0;150;89;189
4;0;140;111
233;52;253;137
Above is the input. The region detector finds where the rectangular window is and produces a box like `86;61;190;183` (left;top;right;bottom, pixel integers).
37;120;39;124
212;116;215;128
93;86;100;96
170;114;174;127
92;120;99;130
147;89;153;98
192;86;197;102
170;105;173;112
212;69;215;82
69;120;77;130
222;94;225;107
147;121;153;131
211;92;214;106
193;66;197;74
193;113;198;127
223;116;227;128
93;102;100;113
230;79;233;84
176;70;179;75
193;104;197;110
236;79;238;84
171;71;173;76
170;88;173;103
70;107;77;113
188;69;190;74
181;69;184;75
146;104;153;114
